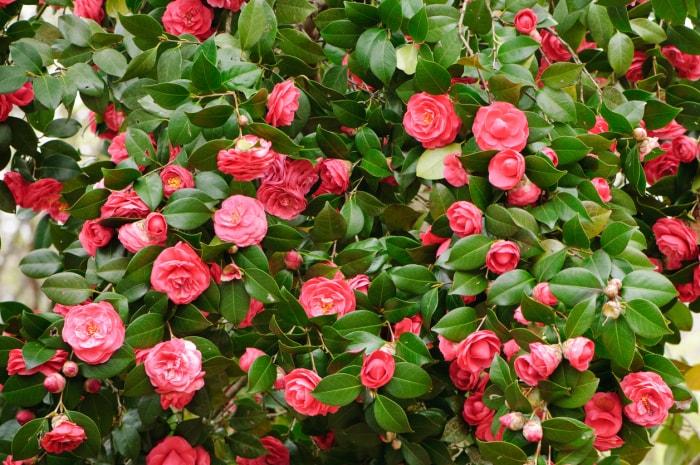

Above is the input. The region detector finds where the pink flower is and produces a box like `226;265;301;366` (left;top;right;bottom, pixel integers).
73;0;104;23
456;330;501;373
214;195;267;247
151;242;211;304
403;93;462;149
3;172;29;207
145;338;205;398
239;299;265;328
283;368;340;416
488;149;525;190
313;159;352;197
40;418;86;454
79;220;113;256
446;201;482;237
162;0;214;40
118;213;168;253
443;152;468;187
108;133;130;165
503;339;521;361
584;392;624;451
590;177;612;202
514;343;562;386
514;8;538;34
662;45;700;80
360;350;395;388
541;30;572;62
161;165;195;198
626;51;647;82
347;274;370;293
239;347;266;372
393;314;422;340
101;188;150;219
644;149;680;185
266;80;300;127
7;82;33;107
562;337;595;371
6;348;68;376
507;178;541;206
485;240;520;274
540;147;559;166
671;135;698;163
648;119;687;140
652;217;698;270
532;282;557;306
522;419;543;442
475;411;504;441
449;361;482;391
299;277;356;318
24;178;63;214
620;371;674;427
472;101;529;151
146;436;209;465
257;183;307;220
218;136;275;181
311;431;335;451
462;390;492;425
438;335;459;361
206;0;247;11
103;104;126;133
62;301;125;364
236;436;290;465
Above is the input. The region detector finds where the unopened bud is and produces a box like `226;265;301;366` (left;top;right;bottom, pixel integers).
391;438;402;450
51;414;69;428
62;361;79;378
379;343;396;356
676;398;693;411
44;373;66;393
499;412;527;431
381;432;396;443
632;127;647;141
610;278;622;290
602;300;622;319
237;114;249;127
227;245;239;255
522;419;543;442
604;284;619;299
16;410;35;425
284;250;303;270
83;379;101;394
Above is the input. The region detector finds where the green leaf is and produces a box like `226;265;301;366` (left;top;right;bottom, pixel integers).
384;362;432;398
32;74;62;110
278;28;326;65
186;105;233;128
239;0;276;49
123;363;155;397
415;143;461;180
624;299;672;338
564;297;596;338
320;20;365;48
407;7;429;42
415;58;451;95
64;410;101;458
497;36;541;64
2;374;48;407
144;82;190;110
629;18;667;43
651;0;686;24
67;62;105;97
242;267;282;303
396;332;434;366
450;271;489;296
621;270;677;307
11;418;48;460
477;441;528;465
276;0;316;23
601;317;635;369
487;269;535;306
134;173;163;211
355;28;396;85
22;342;56;370
643;353;684;386
220;280;250;326
539;63;584;89
312;372;363;406
445;234;493;270
378;0;402;30
525;155;566;187
547;366;600;409
463;0;491;34
67;188;110;220
541;417;594;446
549;268;602;307
332;100;367;128
608;32;634;76
93;48;127;78
0;66;28;94
118;13;163;42
643;100;681;131
126;127;155;166
247;122;303;154
311;202;348;242
667;25;700;54
391;265;437;295
188;139;233;171
536;87;576;122
170;304;212;336
41;271;93;305
373;394;413;433
600;222;636;256
361;149;393;178
19;249;62;278
79;345;135;379
162;197;212;229
247;354;276;394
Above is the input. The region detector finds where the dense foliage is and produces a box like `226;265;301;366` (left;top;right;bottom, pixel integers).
1;0;700;463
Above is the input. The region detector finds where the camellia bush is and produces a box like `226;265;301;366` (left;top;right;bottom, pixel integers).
2;0;700;463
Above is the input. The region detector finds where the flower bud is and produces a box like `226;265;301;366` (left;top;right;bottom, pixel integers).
83;379;101;394
391;438;402;450
16;410;36;425
610;278;622;290
676;398;693;411
228;245;239;255
632;127;647;141
237;114;249;127
284;250;303;270
522;419;543;442
499;412;526;430
381;432;396;443
602;300;622;319
604;284;619;299
44;373;66;393
62;361;79;378
51;414;69;428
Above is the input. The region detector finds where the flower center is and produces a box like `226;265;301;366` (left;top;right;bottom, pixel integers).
423;111;434;126
321;297;335;314
231;208;241;225
168;176;182;189
86;322;99;336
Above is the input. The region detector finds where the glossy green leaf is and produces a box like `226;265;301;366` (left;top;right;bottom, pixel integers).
373;394;413;433
537;87;576;122
247;355;276;394
621;270;677;307
384;362;432;398
312;373;363;406
624;299;672;338
487;269;536;306
549;268;602;307
41;272;93;305
600;317;635;369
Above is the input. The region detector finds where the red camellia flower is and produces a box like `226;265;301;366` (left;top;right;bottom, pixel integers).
118;212;168;253
671;135;698;163
162;0;214;40
485;240;520;274
514;8;538;34
62;301;125;365
218;135;275;181
472;101;529;151
214;195;268;247
652;217;698;270
532;282;558;306
79;219;113;257
514;342;562;386
283;368;340;416
590;177;612;202
584;392;624;451
456;330;501;373
446;200;483;237
540;30;572;62
507;178;542;206
443;152;468;187
40;417;87;454
151;242;211;304
562;336;595;371
360;350;395;388
402;92;462;149
237;436;290;465
266;80;300;127
462;390;492;425
206;0;247;11
73;0;104;23
6;348;68;376
144;338;205;409
313;158;352;197
101;188;150;219
662;45;700;81
619;371;674;427
299;276;356;318
146;436;210;465
160;164;195;198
